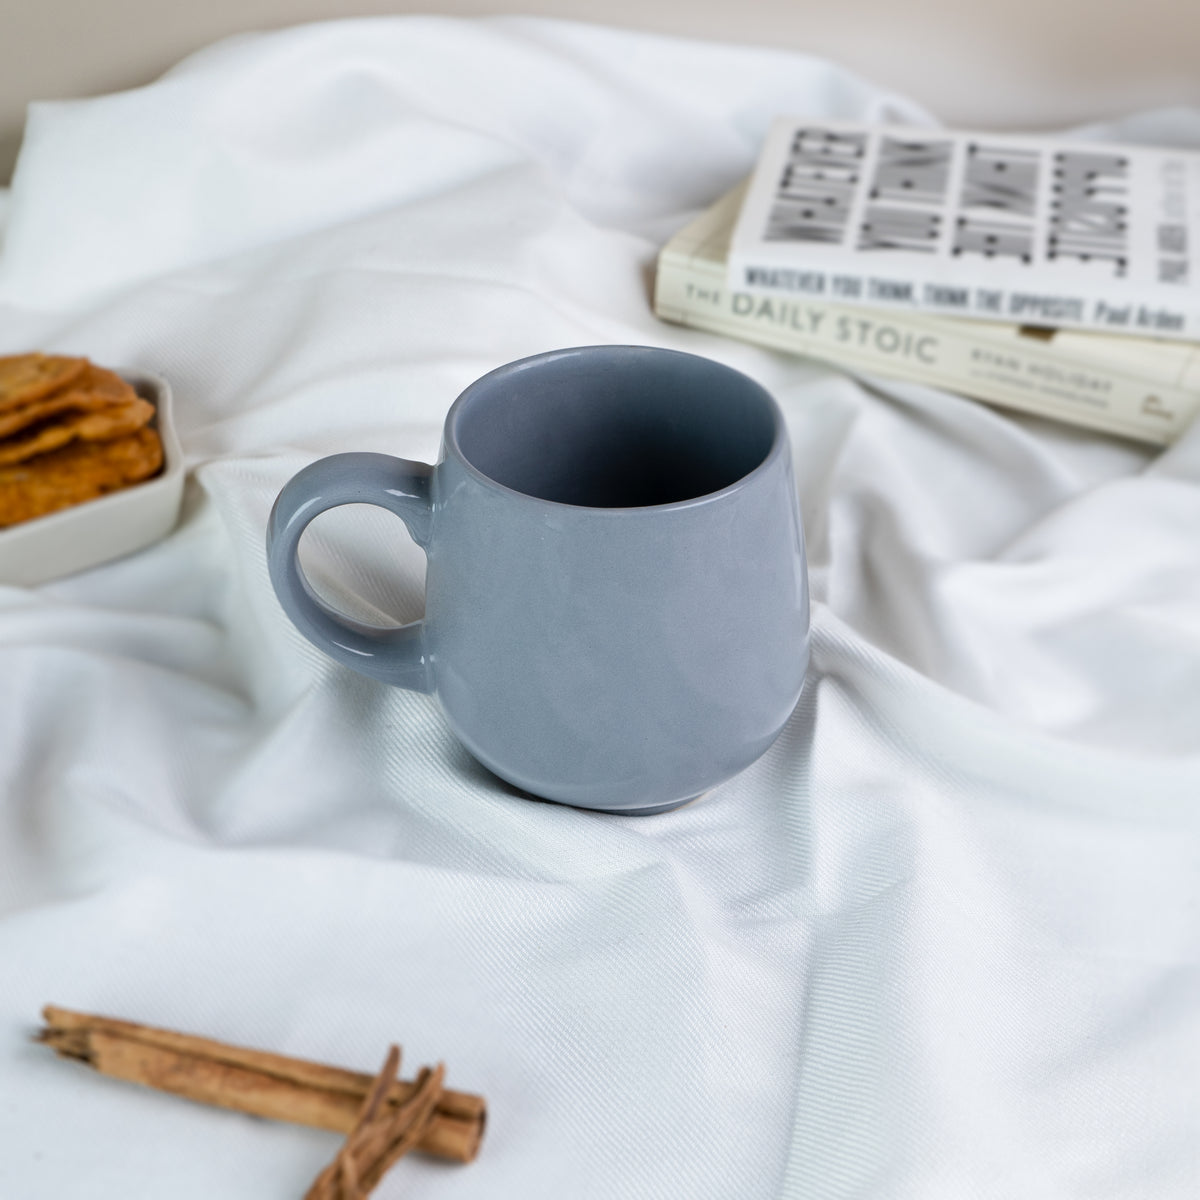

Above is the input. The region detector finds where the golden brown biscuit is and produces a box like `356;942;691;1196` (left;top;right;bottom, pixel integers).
40;363;139;408
0;390;145;440
0;396;155;465
0;362;143;440
0;427;164;527
0;354;89;413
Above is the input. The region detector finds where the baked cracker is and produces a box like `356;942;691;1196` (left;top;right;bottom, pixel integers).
0;427;164;527
0;354;89;413
38;363;139;409
0;396;155;466
0;390;145;440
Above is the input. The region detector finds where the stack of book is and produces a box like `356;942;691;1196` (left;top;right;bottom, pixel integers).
654;120;1200;445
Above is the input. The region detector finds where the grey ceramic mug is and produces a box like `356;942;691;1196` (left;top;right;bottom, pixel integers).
267;345;810;814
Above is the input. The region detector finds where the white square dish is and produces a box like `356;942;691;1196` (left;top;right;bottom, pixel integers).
0;369;185;586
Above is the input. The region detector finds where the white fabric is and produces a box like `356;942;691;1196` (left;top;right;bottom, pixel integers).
1;17;1198;1199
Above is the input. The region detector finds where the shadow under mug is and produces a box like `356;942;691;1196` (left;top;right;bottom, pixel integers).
266;345;810;814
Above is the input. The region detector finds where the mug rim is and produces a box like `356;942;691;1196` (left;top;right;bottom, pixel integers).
442;344;789;513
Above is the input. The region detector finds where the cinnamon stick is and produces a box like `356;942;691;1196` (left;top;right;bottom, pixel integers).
305;1048;447;1200
37;1006;485;1164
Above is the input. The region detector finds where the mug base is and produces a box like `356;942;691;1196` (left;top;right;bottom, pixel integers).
461;743;711;815
579;791;706;817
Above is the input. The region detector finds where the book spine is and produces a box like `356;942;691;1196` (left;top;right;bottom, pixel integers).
727;255;1200;343
655;249;1199;445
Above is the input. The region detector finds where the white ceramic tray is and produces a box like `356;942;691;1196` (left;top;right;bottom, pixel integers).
0;370;184;586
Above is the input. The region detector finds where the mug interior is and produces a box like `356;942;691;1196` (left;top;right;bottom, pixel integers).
449;347;780;507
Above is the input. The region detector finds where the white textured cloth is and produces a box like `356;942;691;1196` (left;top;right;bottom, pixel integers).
1;17;1198;1199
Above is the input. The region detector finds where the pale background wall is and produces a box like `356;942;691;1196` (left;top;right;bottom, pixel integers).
2;0;1200;183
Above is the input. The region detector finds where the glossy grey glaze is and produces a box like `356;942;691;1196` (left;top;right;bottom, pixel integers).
267;346;810;814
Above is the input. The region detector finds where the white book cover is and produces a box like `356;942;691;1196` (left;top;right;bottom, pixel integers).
728;118;1200;340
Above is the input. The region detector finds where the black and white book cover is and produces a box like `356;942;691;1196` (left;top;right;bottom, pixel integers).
728;118;1200;340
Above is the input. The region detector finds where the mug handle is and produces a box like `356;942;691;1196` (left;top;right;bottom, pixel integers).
266;452;435;693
